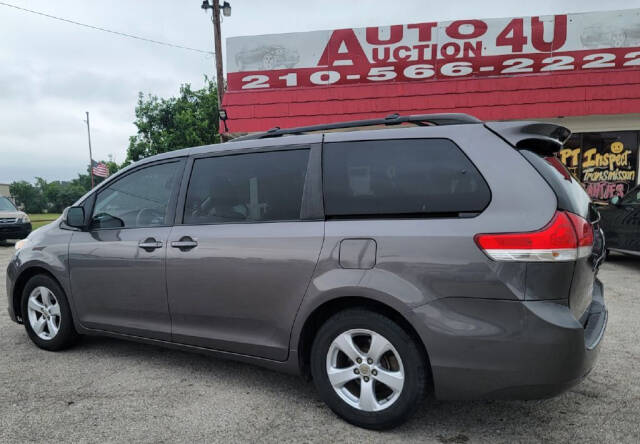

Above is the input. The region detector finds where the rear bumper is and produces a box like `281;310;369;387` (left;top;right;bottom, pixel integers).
413;279;606;400
0;222;31;240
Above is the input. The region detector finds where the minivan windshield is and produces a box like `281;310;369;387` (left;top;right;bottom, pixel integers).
0;197;17;212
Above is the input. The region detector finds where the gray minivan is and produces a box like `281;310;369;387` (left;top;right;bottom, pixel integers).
6;114;607;429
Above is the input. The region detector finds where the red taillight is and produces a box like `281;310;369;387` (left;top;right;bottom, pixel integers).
566;211;594;258
475;211;593;262
545;156;572;181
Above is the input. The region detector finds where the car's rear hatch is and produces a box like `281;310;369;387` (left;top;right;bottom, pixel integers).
485;121;606;320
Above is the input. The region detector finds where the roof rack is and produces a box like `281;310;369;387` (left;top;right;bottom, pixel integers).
230;113;482;142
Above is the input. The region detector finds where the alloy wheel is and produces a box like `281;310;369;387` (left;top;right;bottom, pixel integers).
27;286;61;341
326;329;405;412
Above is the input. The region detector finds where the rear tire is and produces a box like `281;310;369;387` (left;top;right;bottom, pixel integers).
310;308;427;430
21;274;79;351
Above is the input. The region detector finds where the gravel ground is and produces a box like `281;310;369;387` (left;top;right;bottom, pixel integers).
1;241;639;443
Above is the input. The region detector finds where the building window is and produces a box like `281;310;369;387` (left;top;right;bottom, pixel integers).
560;131;639;201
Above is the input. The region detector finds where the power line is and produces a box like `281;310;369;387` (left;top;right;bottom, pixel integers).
0;1;214;55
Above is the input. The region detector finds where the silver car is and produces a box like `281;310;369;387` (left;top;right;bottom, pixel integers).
6;114;607;429
0;196;31;243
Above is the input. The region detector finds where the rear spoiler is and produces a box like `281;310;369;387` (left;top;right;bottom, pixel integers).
484;121;572;155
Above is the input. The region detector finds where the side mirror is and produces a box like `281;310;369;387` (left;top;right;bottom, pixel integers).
610;196;621;206
66;206;85;228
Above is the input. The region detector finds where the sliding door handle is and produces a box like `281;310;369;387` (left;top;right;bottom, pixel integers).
171;237;198;250
138;238;163;251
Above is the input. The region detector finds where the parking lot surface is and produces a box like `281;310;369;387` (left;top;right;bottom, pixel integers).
1;241;639;443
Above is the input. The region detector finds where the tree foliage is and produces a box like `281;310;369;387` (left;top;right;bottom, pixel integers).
127;79;220;162
9;181;46;214
9;164;113;214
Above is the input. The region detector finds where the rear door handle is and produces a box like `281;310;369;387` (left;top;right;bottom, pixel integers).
171;237;198;250
138;238;163;251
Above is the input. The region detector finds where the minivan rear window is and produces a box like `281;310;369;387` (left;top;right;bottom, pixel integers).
323;139;491;217
520;150;591;219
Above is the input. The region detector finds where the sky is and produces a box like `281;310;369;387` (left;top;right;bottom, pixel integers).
1;0;639;183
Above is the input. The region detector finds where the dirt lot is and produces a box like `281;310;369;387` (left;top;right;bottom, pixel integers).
1;240;639;443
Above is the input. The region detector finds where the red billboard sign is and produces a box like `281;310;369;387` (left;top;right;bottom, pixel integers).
227;9;640;91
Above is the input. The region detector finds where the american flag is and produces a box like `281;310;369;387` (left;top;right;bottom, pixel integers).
92;161;109;178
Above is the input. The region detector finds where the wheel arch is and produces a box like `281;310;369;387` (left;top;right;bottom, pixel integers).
296;296;433;387
12;266;64;323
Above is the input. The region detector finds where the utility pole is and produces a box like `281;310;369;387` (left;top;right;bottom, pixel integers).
84;111;95;189
201;1;231;109
212;1;224;107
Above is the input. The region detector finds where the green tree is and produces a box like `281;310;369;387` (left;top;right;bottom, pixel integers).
38;179;86;213
38;178;61;212
106;160;120;176
127;78;220;162
9;181;45;213
9;159;115;214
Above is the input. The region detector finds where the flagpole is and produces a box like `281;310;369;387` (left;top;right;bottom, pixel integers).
84;111;95;189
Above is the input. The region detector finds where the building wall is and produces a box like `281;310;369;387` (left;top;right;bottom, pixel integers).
539;113;640;133
222;70;640;133
223;9;640;133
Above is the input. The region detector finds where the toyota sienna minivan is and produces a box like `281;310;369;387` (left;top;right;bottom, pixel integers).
6;114;607;429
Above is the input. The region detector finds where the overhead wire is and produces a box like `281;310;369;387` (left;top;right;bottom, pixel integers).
0;1;214;55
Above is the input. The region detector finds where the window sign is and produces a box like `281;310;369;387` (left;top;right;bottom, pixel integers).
560;131;639;201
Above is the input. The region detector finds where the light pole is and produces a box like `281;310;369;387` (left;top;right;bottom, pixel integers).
201;1;231;109
83;111;95;189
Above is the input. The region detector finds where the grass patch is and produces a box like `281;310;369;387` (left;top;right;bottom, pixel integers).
28;213;61;230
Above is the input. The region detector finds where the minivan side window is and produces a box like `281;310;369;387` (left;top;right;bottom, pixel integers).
91;162;182;229
183;149;310;224
323;139;490;217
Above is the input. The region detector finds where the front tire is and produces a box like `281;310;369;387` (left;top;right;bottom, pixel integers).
310;309;427;430
21;274;79;351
